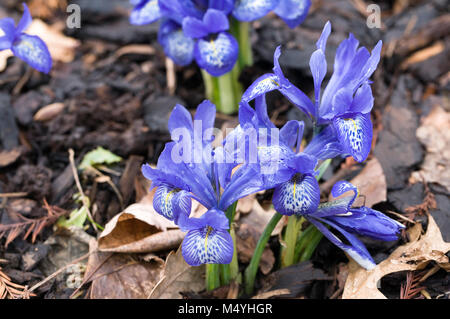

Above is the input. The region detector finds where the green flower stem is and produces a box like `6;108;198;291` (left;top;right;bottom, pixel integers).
293;224;321;263
220;202;239;286
244;213;283;295
229;226;240;281
281;215;304;268
206;263;220;291
201;67;241;114
231;18;253;69
299;227;323;262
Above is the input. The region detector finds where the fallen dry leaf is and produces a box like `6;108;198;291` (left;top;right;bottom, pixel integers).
342;213;450;299
98;189;184;253
149;247;205;299
240;200;284;237
410;105;450;192
85;240;165;299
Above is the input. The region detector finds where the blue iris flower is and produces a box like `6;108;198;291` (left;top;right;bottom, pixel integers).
142;100;271;266
302;181;405;270
129;0;311;76
234;96;321;215
243;21;382;163
0;3;52;73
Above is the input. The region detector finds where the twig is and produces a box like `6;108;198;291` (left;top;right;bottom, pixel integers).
28;252;92;293
165;57;176;95
68;149;98;232
0;192;28;198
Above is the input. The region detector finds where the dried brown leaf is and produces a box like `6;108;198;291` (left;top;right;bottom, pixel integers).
410;105;450;192
98;187;185;253
149;247;205;299
342;213;450;299
0;148;21;168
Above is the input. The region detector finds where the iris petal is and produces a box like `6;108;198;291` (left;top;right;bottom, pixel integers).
233;0;280;22
130;0;162;25
274;0;311;28
16;3;32;35
272;173;320;216
153;185;191;223
242;73;280;102
11;34;52;73
158;20;195;66
182;227;233;266
194;32;238;76
333;113;372;162
328;206;405;241
308;217;376;270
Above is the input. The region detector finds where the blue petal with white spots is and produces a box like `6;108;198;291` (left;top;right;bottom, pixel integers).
182;227;233;266
331;180;358;206
153;185;191;224
11;34;52;74
333;113;372;162
194;32;238;76
158;20;195;66
242;73;281;102
181;208;233;266
233;0;279;21
272;173;320;216
130;0;162;25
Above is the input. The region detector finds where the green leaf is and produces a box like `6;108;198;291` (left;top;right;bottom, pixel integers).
57;206;88;229
79;146;122;171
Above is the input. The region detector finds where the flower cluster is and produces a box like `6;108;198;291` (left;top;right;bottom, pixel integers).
129;0;311;76
142;21;404;270
0;3;52;73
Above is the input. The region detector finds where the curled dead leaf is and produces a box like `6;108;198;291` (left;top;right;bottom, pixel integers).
342;213;450;299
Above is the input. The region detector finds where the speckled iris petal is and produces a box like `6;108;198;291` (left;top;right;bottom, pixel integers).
242;73;281;102
182;227;233;266
274;0;311;28
158;20;195;66
11;34;52;74
194;32;238;77
272;173;320;216
181;209;233;266
130;0;162;25
233;0;279;21
333;113;372;162
153;185;191;224
331;180;358;207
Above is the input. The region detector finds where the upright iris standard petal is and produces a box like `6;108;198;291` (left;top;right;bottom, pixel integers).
307;217;376;270
130;0;162;25
349;84;374;115
159;0;203;24
15;3;32;35
158;20;195;66
183;9;229;39
11;34;52;74
333;113;372;162
303;125;344;160
0;18;15;49
273;0;311;29
233;0;280;21
194;32;238;76
272;173;320;216
153;185;191;223
181;208;233;266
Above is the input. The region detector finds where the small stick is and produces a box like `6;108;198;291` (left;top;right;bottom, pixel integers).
68;149;98;232
28;252;92;293
0;192;28;198
165;57;176;95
